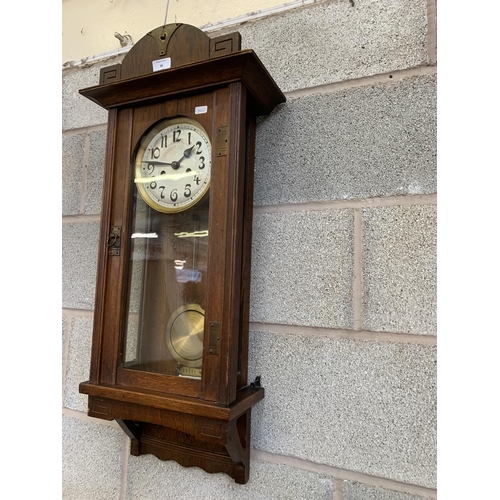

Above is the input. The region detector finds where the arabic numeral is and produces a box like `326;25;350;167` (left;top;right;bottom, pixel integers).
184;184;192;198
170;189;178;202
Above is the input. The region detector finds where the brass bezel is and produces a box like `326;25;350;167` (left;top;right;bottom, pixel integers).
134;116;212;213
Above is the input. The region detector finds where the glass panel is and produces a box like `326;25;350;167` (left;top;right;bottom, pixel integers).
122;192;209;379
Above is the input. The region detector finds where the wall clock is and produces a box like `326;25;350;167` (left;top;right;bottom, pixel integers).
78;23;285;484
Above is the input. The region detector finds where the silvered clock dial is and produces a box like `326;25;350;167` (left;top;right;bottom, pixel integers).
134;117;211;213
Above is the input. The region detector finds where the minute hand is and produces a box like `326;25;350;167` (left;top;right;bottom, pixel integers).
142;159;174;166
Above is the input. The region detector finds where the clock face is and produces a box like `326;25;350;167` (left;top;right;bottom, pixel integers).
134;117;212;213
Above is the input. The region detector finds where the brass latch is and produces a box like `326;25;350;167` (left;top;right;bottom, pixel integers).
107;226;122;256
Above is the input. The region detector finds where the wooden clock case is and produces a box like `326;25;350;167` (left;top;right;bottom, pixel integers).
78;23;285;484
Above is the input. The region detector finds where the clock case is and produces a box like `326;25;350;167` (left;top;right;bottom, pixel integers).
78;24;285;484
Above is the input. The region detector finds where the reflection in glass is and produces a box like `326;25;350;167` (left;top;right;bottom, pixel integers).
122;192;209;378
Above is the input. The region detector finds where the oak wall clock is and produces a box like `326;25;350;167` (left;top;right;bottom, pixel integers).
78;23;285;484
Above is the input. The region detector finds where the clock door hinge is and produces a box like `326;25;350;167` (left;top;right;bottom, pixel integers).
216;126;228;157
209;321;220;355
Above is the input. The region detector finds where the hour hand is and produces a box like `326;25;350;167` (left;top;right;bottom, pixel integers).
176;145;195;164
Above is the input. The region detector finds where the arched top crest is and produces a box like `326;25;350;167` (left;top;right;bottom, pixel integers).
119;23;241;80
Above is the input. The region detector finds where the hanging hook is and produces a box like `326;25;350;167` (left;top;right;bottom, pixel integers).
114;32;133;48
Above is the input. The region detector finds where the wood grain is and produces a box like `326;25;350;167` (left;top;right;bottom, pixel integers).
79;23;284;484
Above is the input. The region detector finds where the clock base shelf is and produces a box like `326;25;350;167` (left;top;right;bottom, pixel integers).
118;410;252;484
79;382;263;484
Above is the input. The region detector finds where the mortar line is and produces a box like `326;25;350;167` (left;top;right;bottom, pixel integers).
62;213;101;223
63;195;437;222
62;67;437;115
62;316;73;404
80;133;90;214
119;434;130;500
427;0;437;65
285;65;437;100
254;193;437;214
352;208;363;330
333;478;344;500
62;407;121;429
251;449;437;498
62;66;436;121
62;308;95;318
249;322;436;346
62;123;107;136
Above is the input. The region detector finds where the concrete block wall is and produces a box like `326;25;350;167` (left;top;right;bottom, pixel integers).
62;1;437;498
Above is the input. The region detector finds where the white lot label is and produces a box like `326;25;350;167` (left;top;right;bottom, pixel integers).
195;105;208;114
152;57;171;72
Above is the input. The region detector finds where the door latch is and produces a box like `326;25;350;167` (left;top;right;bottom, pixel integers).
107;226;122;256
